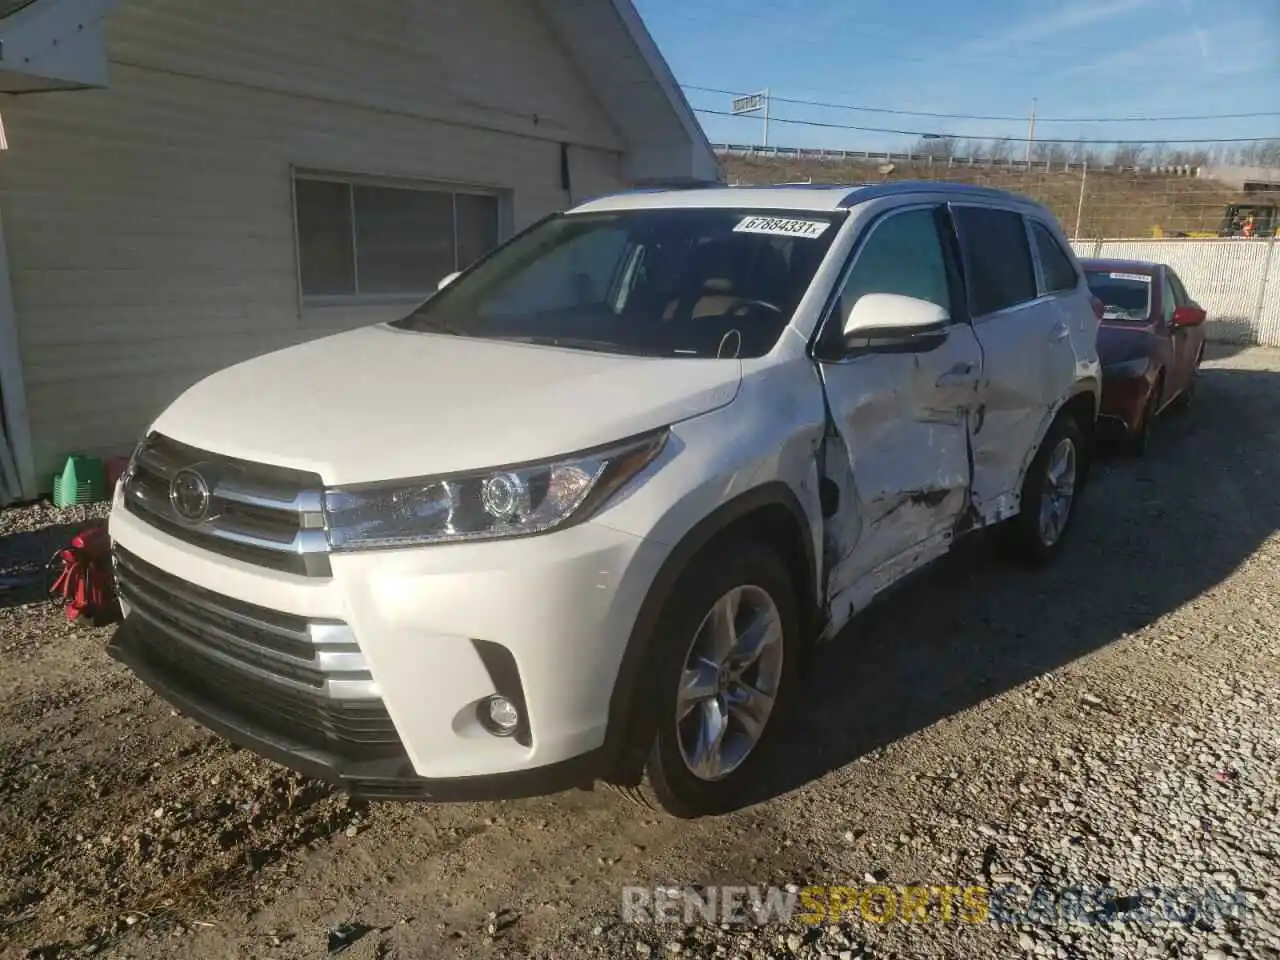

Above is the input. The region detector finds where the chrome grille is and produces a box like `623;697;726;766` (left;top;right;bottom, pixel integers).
122;432;331;576
113;547;402;754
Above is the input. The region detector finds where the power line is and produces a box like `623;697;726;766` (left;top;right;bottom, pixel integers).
694;108;1280;144
684;85;1280;124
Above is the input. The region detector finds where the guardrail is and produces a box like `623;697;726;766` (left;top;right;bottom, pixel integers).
714;144;1203;178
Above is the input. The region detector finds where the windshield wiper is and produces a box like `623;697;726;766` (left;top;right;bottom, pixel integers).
486;334;660;357
396;311;458;335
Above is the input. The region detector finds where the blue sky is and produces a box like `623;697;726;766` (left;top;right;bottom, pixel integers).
632;0;1280;153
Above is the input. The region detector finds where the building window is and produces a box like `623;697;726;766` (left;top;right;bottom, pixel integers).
293;174;501;298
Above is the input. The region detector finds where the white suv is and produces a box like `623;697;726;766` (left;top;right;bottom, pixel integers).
108;182;1100;817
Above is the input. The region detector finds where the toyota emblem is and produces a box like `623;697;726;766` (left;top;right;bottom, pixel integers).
169;468;211;522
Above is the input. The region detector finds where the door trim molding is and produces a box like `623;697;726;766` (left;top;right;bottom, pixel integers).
0;204;37;498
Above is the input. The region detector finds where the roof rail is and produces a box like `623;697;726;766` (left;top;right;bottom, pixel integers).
631;179;725;190
836;179;1046;208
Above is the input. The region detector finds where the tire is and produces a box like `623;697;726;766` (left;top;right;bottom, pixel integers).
1003;413;1087;568
1128;383;1159;457
612;540;800;818
1171;348;1203;413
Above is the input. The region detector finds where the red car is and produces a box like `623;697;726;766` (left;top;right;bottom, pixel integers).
1081;258;1208;453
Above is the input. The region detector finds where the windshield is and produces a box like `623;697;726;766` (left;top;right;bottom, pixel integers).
1084;270;1153;323
392;208;843;358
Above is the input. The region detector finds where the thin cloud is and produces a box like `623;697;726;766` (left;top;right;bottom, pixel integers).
960;0;1162;53
1054;17;1268;81
1176;0;1211;59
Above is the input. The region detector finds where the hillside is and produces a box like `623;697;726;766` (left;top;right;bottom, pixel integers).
720;154;1243;239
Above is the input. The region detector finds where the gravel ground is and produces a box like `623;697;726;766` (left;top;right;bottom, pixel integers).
1;344;1278;960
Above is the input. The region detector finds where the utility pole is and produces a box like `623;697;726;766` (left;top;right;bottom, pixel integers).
1024;98;1037;166
1074;161;1088;239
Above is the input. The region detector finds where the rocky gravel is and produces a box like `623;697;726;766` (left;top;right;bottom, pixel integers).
1;344;1278;960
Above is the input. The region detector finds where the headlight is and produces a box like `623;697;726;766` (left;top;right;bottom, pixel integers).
121;436;146;489
1103;357;1151;379
323;429;668;550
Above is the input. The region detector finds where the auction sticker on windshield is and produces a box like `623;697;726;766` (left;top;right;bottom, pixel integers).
734;216;831;239
1109;272;1152;283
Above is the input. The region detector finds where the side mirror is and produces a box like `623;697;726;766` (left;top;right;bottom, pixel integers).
437;271;461;291
1171;305;1206;327
842;292;950;346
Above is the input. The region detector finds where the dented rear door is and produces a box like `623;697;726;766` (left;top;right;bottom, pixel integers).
951;204;1077;516
814;205;982;601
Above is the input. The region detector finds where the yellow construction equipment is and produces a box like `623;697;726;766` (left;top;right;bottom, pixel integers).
1154;200;1280;238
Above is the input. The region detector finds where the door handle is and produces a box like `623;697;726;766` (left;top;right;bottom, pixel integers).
936;362;978;388
1049;322;1070;342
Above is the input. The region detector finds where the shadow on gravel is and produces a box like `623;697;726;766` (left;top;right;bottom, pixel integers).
740;363;1280;810
1202;340;1259;363
0;521;86;610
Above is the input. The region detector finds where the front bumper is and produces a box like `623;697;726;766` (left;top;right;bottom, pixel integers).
1099;373;1154;434
108;484;669;791
107;620;601;800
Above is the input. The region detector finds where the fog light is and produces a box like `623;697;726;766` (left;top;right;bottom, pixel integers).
484;695;520;736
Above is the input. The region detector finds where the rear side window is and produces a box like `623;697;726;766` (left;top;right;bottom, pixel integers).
1030;221;1078;293
953;206;1038;316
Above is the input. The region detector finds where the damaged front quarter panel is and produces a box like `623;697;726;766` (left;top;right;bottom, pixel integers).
816;380;976;619
813;326;987;635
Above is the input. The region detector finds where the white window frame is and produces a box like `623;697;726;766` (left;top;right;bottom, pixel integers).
290;168;510;307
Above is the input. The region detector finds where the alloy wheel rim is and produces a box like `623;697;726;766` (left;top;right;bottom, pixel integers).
1037;437;1077;548
675;584;784;782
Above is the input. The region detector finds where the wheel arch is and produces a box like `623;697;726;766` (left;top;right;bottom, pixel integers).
1151;364;1168;408
1013;383;1098;498
600;481;820;782
1061;383;1098;446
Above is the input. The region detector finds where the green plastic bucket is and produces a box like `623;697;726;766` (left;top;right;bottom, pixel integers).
52;455;108;507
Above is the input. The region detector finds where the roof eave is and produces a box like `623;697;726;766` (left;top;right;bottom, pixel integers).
0;0;118;93
537;0;720;186
606;0;719;182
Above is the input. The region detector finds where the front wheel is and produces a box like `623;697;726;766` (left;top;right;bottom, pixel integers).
1171;347;1203;412
615;541;800;818
1003;414;1087;568
1128;384;1159;456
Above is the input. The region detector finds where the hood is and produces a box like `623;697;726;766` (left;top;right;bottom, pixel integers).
1097;323;1156;366
151;325;742;485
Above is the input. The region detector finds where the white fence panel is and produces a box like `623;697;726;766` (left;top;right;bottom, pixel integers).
1255;245;1280;347
1070;238;1279;346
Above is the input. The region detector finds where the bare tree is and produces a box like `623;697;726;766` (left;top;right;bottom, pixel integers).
986;138;1013;163
1254;140;1280;168
1208;144;1237;166
1032;141;1069;165
907;135;958;159
1166;148;1211;168
1111;143;1148;168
